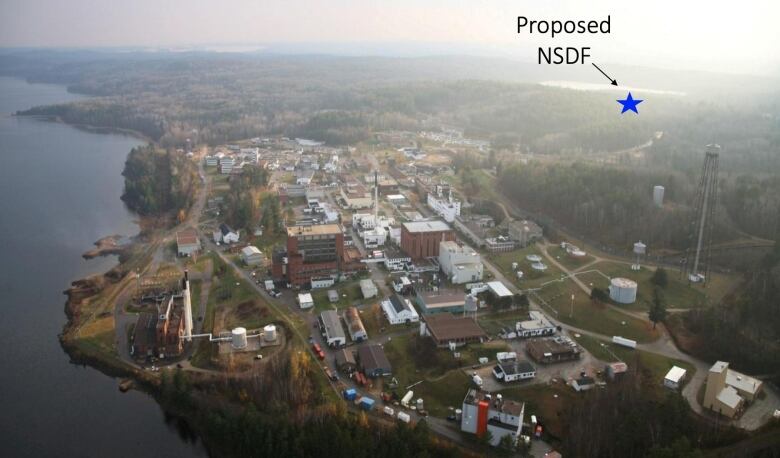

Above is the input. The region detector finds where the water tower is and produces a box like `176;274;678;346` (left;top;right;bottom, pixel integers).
632;241;646;271
464;293;478;320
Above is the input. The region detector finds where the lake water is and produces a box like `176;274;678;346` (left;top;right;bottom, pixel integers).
0;77;208;457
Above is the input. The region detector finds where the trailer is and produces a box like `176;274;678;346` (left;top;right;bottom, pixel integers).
383;406;395;416
360;397;375;411
612;336;637;349
343;388;357;401
397;412;411;424
400;390;414;407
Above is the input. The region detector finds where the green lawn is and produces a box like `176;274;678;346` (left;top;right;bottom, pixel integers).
495;382;576;441
412;371;472;417
312;280;365;311
486;245;565;290
573;333;696;390
534;278;659;343
547;245;594;271
580;262;707;311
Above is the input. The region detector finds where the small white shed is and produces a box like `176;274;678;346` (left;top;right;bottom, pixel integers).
664;366;687;390
298;293;314;310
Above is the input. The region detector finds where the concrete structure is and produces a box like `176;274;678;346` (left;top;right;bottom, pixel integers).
703;361;763;419
319;310;347;348
310;276;335;289
461;389;525;447
415;290;466;315
664;366;687;390
438;241;483;284
485;237;516;253
526;337;581;364
515;311;556;338
420;314;486;347
381;294;420;325
400;220;455;260
507;220;543;247
176;228;201;257
360;279;378;299
344;307;368;342
427;187;461;223
240;245;265;266
493;361;536;382
653;185;665;207
340;183;373;209
609;277;638;304
358;344;392;378
298;293;314;309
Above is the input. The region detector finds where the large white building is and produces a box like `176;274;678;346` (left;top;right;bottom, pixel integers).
380;294;420;325
515;311;556;338
427;187;461;223
438;241;483;284
240;245;265;266
461;389;525;447
319;310;346;347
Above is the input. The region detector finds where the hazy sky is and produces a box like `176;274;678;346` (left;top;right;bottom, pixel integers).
1;0;778;74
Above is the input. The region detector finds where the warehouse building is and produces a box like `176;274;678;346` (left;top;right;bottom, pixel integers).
420;314;486;347
380;294;420;325
344;306;368;342
360;279;378;299
334;349;357;374
358;344;392;378
526;337;581;364
415;290;466;315
319;310;346;348
461;389;525;447
515;311;557;338
493;360;536;383
240;245;265;266
400;220;455;260
176;228;201;257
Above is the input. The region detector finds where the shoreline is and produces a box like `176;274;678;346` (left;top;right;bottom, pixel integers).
14;113;154;143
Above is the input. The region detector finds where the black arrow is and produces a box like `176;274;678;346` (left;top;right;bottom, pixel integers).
592;63;618;86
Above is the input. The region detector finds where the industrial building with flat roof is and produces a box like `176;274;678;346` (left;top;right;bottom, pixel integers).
176;228;201;256
400;220;455;260
515;311;557;338
415;290;466;315
493;360;536;383
438;240;483;284
461;389;525;447
526;337;581;364
703;361;763;419
319;310;346;347
420;314;487;347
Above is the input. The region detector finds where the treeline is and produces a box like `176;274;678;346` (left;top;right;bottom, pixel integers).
497;162;738;249
121;145;198;216
682;241;780;374
222;165;272;232
562;358;746;458
159;349;464;458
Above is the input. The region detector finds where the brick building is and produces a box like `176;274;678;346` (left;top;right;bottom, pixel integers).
400;220;455;260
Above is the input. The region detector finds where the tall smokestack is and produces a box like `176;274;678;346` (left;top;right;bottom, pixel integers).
374;170;379;223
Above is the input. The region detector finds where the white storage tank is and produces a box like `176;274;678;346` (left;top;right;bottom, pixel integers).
416;398;424;411
464;294;478;313
231;327;248;349
653;185;665;207
609;277;638;304
263;324;277;342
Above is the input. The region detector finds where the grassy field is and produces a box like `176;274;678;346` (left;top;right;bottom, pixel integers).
496;382;576;441
412;371;472;417
486;245;565;290
573;334;695;390
534;276;658;342
311;280;365;311
584;262;708;311
547;245;595;271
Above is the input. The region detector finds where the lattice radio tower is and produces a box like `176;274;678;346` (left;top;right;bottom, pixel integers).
682;144;720;286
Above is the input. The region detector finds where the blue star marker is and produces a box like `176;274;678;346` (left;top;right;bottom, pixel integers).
617;92;643;114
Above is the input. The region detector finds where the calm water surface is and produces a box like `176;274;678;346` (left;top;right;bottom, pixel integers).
0;77;207;457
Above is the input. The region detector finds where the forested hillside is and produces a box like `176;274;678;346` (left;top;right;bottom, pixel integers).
121;145;198;216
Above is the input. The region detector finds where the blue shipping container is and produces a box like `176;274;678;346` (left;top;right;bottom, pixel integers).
360;397;375;410
344;388;357;401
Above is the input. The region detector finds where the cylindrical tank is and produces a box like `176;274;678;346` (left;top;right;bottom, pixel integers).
231;327;248;349
531;262;548;271
416;398;424;411
455;408;463;421
633;241;646;255
653;185;665;207
263;324;277;342
511;262;518;270
464;294;478;312
526;254;542;262
608;278;638;304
